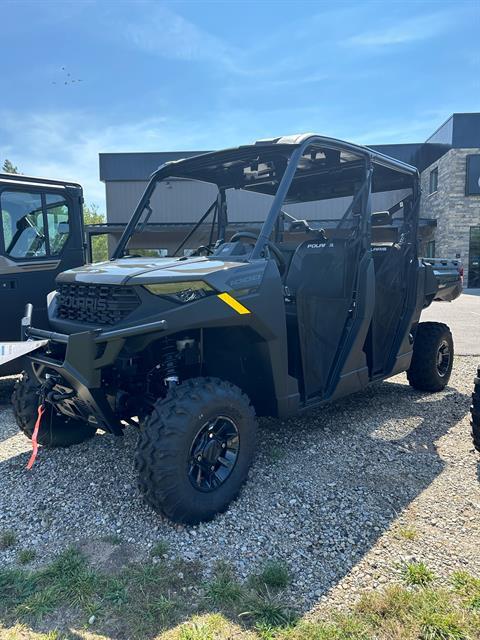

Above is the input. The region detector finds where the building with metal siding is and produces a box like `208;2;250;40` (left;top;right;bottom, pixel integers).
99;113;480;286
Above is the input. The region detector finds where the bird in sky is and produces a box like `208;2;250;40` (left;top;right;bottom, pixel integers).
52;66;83;85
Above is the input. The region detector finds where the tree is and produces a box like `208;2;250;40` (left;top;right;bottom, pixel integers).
2;159;19;174
83;203;109;262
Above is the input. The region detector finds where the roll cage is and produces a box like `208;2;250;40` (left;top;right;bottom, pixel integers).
112;134;420;261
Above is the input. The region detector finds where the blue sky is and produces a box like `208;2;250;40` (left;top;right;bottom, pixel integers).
1;0;479;209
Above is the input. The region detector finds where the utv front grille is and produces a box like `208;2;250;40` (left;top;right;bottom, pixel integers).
56;283;140;325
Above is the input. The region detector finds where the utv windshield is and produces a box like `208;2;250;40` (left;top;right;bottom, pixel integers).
114;145;296;259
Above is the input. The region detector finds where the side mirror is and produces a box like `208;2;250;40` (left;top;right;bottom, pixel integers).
371;211;392;226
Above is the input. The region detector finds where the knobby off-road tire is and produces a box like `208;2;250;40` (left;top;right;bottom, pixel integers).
471;365;480;452
135;377;257;525
407;322;454;392
12;371;96;447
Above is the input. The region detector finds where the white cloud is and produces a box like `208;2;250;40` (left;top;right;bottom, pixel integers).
0;106;302;212
119;3;325;79
123;4;238;71
346;12;452;48
0;99;344;214
0;110;211;210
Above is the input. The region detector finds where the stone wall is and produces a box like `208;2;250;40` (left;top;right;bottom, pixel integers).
420;148;480;286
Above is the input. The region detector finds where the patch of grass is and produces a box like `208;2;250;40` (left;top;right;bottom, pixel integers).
0;530;16;550
0;626;63;640
0;548;98;622
250;560;290;591
205;562;245;608
39;547;99;608
179;620;216;640
177;613;244;640
419;611;468;640
151;539;170;557
0;567;36;616
356;582;414;620
353;581;478;640
1;548;479;640
241;588;296;629
17;549;36;565
451;571;480;610
107;559;196;636
403;561;436;587
278;618;371;640
398;526;418;541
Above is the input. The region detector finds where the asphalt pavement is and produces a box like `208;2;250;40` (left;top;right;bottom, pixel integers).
421;288;480;356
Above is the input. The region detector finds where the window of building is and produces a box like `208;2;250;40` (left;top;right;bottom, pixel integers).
429;167;438;194
469;227;480;288
425;240;435;258
466;155;480;196
0;190;70;259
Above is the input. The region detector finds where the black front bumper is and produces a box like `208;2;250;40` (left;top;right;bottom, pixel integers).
24;317;168;433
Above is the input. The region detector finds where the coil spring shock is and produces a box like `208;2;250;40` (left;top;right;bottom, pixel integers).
160;337;179;387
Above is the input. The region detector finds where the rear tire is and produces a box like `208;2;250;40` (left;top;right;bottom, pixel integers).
471;365;480;453
407;322;453;392
12;371;97;447
135;377;257;525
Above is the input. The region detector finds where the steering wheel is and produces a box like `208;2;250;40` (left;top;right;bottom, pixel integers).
193;244;214;256
229;231;286;275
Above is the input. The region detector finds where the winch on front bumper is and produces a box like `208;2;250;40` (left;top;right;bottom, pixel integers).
21;304;169;434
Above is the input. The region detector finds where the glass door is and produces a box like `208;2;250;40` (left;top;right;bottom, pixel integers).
469;227;480;288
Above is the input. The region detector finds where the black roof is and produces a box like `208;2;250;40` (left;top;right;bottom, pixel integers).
0;173;82;189
147;135;417;202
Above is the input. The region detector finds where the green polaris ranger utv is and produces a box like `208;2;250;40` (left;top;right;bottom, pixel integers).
13;134;459;524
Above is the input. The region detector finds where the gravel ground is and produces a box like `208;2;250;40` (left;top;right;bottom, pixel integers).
0;357;479;613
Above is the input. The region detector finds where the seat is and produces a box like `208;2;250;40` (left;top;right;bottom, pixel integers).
285;238;351;297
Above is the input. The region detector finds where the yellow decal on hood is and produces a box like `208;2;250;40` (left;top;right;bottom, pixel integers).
217;292;251;315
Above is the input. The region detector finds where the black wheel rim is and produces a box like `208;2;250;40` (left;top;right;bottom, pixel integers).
436;340;451;377
188;416;240;492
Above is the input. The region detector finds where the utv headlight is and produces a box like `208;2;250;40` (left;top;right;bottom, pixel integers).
144;281;215;304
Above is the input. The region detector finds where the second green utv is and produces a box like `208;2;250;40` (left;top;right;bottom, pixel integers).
13;134;461;524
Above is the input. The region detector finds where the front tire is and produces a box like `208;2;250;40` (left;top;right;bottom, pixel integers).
12;372;97;447
471;365;480;452
135;377;257;525
407;322;453;392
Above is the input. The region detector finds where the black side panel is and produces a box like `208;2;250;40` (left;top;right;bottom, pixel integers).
297;296;350;398
370;246;407;375
329;254;375;400
286;240;356;399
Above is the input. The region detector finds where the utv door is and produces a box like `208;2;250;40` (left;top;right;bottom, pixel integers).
282;147;374;403
368;174;420;377
0;178;85;352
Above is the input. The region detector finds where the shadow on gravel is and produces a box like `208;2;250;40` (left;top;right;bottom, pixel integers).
0;376;472;639
0;377;20;444
0;376;16;406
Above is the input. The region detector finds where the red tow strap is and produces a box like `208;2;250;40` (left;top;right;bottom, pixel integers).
26;404;45;470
